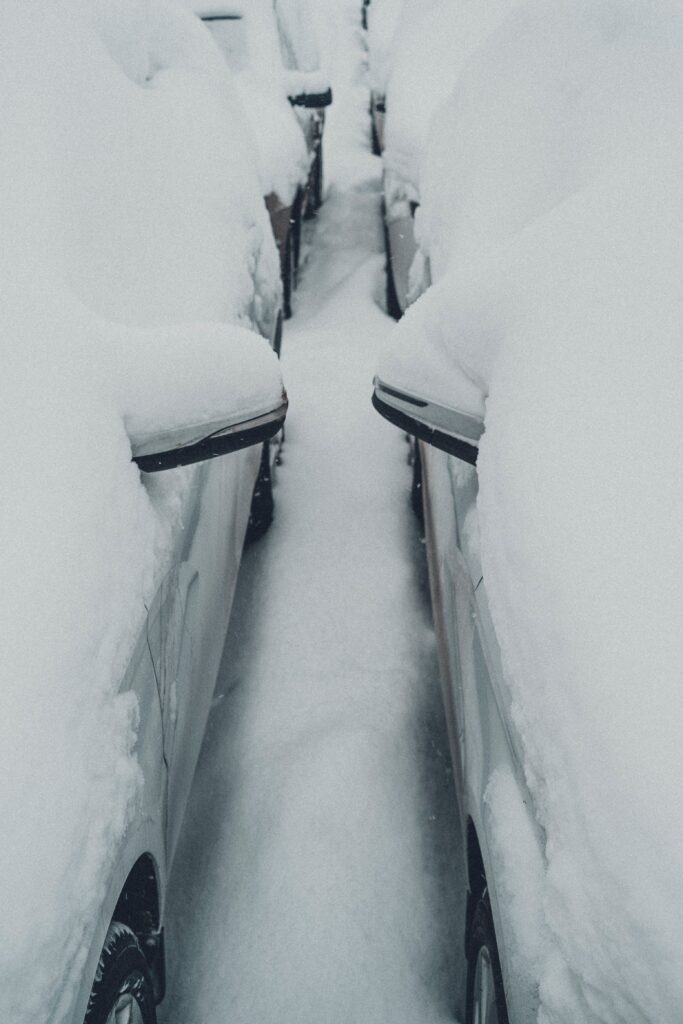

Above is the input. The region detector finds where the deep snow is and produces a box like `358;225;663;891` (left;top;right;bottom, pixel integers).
378;1;683;1020
158;5;465;1020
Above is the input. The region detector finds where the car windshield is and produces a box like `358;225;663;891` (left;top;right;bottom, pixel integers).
204;15;248;72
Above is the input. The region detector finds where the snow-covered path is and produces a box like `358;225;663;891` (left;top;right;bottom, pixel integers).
159;9;465;1021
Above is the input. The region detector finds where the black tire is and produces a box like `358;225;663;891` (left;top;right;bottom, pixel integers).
309;142;323;215
291;195;303;281
370;112;381;156
465;891;509;1024
383;217;402;320
85;922;156;1024
282;229;294;321
273;308;284;359
246;441;274;543
410;439;424;532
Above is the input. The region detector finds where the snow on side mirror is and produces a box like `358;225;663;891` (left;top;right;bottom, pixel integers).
130;391;287;473
372;377;482;466
119;320;287;474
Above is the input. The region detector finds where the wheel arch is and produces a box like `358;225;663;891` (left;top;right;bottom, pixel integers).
112;853;161;940
111;853;165;1003
72;822;167;1022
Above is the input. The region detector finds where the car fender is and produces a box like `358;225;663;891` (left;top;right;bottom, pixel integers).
70;817;167;1023
465;586;544;1024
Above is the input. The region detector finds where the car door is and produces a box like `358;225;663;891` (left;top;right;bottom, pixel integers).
422;445;470;802
146;522;202;856
148;447;257;861
445;457;485;790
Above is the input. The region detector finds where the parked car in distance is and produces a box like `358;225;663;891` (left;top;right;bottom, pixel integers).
195;0;332;319
274;0;333;221
364;0;401;157
370;0;465;319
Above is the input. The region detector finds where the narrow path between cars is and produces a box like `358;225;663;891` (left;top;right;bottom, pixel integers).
159;8;465;1021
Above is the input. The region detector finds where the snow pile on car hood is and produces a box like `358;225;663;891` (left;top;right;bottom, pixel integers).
0;2;281;1021
379;1;683;1020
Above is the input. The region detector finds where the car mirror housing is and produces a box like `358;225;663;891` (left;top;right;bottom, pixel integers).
372;377;482;466
288;86;333;109
130;392;288;473
285;70;332;109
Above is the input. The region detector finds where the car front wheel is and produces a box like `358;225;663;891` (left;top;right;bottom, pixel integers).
246;441;275;543
85;923;156;1024
466;891;509;1024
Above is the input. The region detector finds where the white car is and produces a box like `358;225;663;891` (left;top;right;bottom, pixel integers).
193;0;332;318
0;3;286;1021
369;0;496;320
373;1;683;1022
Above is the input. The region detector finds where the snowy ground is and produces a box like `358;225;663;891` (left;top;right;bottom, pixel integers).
159;11;466;1021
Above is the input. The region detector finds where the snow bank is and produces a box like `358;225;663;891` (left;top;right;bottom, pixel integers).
380;1;683;1020
0;2;280;1020
184;0;310;202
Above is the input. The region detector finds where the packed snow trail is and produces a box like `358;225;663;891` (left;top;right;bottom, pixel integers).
159;6;465;1021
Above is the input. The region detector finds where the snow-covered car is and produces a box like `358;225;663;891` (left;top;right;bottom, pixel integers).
0;3;287;1022
274;0;333;220
365;0;401;158
373;2;683;1022
373;0;509;319
194;0;332;319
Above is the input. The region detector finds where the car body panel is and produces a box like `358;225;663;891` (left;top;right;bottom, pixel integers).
200;1;329;312
386;209;417;315
73;441;261;1021
421;442;541;1023
71;627;167;1023
371;92;386;153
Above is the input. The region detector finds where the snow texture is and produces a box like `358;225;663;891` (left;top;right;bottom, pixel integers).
381;1;683;1020
0;2;281;1019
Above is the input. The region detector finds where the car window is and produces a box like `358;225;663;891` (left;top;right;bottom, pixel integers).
204;15;249;72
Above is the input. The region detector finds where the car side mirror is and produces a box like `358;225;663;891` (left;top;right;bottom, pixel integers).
289;87;332;108
372;377;482;466
285;71;332;108
130;391;288;473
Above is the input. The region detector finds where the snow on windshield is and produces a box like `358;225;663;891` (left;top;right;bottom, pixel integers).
379;0;683;1019
0;2;280;1020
